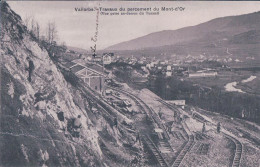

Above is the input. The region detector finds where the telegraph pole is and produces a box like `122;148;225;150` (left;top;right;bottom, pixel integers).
102;54;104;73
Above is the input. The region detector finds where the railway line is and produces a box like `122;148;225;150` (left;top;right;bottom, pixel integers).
158;99;243;167
157;99;178;115
224;134;243;167
108;86;173;167
190;112;243;167
142;135;169;167
61;64;244;167
190;109;243;166
170;119;195;167
60;68;171;166
157;98;196;167
196;143;210;155
172;135;194;167
108;86;170;140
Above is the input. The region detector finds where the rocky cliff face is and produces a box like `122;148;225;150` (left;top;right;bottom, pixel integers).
0;2;102;166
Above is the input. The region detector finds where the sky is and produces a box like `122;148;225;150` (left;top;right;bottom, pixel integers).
8;1;260;50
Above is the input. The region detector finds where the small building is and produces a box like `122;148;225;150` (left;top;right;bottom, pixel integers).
168;100;185;106
166;71;172;77
146;64;151;69
141;66;147;71
189;72;217;78
138;60;144;64
160;61;166;65
154;128;163;133
86;56;92;61
93;55;102;62
103;53;114;65
105;89;113;95
167;65;171;71
77;68;105;93
132;77;147;84
65;60;106;94
130;55;137;62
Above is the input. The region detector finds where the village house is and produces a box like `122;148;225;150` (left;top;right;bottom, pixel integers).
167;65;171;71
103;53;114;65
169;100;186;106
188;72;218;78
93;55;103;63
146;63;151;69
166;71;172;77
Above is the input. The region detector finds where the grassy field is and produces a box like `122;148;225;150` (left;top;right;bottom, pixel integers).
237;72;260;95
185;70;253;91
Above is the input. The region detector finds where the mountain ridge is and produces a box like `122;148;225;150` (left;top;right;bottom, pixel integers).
106;11;260;51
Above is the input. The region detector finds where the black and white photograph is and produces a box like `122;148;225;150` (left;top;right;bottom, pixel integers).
1;1;260;166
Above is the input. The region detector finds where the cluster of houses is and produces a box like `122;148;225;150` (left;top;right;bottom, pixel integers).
92;53;115;65
62;49;224;94
108;55;220;78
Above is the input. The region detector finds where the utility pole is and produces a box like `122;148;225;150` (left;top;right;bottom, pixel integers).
102;54;104;73
102;54;105;97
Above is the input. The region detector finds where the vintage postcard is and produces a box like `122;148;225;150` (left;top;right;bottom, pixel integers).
1;1;260;166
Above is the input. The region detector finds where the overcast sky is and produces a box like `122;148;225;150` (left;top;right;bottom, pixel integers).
9;1;260;50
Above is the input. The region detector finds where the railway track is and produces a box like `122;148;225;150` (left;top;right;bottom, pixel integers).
82;80;243;167
159;139;174;153
108;87;173;166
142;135;168;167
159;99;244;167
196;143;210;155
157;99;178;114
189;108;243;166
60;68;173;166
172;135;194;167
157;99;196;167
224;134;243;167
108;87;170;140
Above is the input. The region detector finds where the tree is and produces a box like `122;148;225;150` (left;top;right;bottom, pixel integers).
61;42;67;50
46;21;58;44
31;19;40;39
24;14;32;28
35;22;40;39
23;15;40;39
31;17;35;32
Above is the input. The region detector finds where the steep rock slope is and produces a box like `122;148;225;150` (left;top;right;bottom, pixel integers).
0;2;102;166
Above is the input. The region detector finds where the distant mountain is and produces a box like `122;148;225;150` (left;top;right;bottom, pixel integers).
106;11;260;51
230;30;260;44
